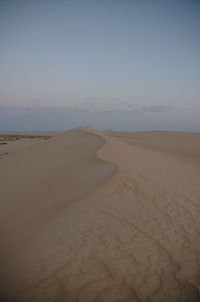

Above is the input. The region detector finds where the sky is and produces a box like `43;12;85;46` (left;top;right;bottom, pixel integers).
0;0;200;131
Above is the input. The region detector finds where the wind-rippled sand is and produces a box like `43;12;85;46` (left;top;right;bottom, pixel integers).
0;129;199;302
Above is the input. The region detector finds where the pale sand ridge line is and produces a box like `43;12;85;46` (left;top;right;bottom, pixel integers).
0;128;199;302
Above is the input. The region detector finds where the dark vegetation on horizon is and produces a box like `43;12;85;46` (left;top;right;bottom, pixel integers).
0;134;52;143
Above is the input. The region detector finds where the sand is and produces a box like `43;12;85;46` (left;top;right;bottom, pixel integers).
0;129;199;302
0;132;58;159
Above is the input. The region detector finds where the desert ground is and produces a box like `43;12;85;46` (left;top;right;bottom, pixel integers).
0;129;199;302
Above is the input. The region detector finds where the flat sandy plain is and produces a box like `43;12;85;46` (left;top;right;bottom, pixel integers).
0;129;199;302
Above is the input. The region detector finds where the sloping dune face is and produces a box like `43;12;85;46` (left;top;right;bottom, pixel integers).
0;129;116;300
0;129;200;302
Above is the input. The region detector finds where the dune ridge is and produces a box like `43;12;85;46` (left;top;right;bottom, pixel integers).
0;129;199;302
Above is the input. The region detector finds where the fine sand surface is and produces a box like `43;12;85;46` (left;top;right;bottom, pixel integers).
0;132;59;159
0;129;200;302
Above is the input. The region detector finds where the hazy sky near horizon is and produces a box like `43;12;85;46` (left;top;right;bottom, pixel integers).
0;0;200;131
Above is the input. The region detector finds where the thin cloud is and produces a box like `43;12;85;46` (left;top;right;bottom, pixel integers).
74;103;177;114
141;105;176;113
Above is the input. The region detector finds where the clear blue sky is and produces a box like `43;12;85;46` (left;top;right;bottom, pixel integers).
0;0;200;131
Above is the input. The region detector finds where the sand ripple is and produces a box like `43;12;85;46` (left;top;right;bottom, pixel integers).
0;129;199;302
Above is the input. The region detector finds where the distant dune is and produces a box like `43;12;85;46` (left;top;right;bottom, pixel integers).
0;129;199;302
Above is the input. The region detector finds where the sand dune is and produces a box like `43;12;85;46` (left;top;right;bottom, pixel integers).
0;129;199;302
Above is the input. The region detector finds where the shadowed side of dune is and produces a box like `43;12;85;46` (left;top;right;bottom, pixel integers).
1;129;199;302
0;129;116;300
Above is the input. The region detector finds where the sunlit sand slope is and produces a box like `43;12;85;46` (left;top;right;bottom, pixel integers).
0;129;199;302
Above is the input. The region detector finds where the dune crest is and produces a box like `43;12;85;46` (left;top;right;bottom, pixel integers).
0;129;200;302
